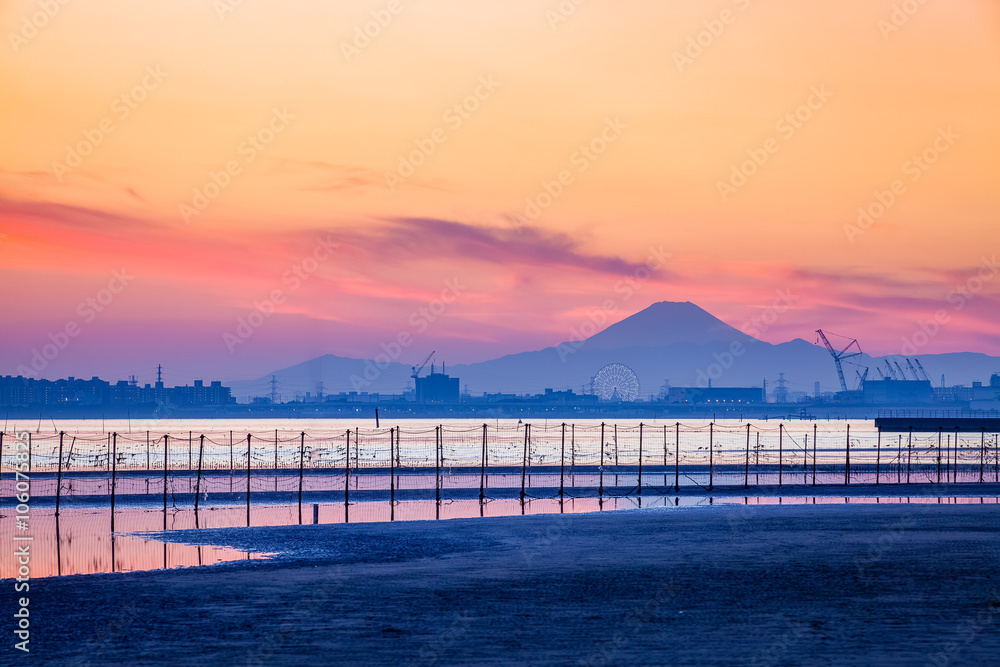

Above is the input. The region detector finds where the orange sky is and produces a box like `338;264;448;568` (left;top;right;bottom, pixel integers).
1;0;998;382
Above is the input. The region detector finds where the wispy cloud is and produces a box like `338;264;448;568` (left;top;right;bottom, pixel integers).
338;217;677;279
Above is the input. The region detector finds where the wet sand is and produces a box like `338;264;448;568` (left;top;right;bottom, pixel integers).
8;502;1000;666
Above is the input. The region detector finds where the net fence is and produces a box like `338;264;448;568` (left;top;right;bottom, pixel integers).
2;423;998;505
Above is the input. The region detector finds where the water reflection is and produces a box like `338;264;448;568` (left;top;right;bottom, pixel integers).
3;493;997;580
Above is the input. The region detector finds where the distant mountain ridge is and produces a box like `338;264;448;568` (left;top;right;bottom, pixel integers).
227;301;1000;400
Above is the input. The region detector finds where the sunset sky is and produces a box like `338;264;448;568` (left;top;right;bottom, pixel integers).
1;0;998;383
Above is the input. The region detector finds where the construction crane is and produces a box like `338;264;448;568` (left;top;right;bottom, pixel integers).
913;358;931;382
894;361;908;382
905;358;922;381
410;351;436;379
816;330;865;393
882;360;899;380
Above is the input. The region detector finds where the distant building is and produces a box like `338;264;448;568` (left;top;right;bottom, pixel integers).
0;374;234;407
971;374;1000;410
415;370;459;403
861;379;934;405
667;386;764;405
0;375;109;406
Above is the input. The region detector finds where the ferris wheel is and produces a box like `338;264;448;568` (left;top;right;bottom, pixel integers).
592;363;640;402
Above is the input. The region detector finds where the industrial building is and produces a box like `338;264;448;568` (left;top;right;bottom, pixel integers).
414;367;460;403
667;386;764;405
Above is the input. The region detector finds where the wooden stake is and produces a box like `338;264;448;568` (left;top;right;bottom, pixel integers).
674;422;680;493
392;428;397;522
907;427;912;484
520;423;529;502
845;424;851;485
55;432;65;516
246;433;252;527
559;423;566;499
744;423;750;489
110;433;117;534
344;430;350;523
953;428;959;483
897;434;902;484
980;428;986;483
194;435;205;528
599;422;605;498
298;432;305;525
436;426;442;506
479;424;487;503
709;422;714;491
876;426;882;486
390;427;396;511
937;428;942;484
163;435;169;530
637;422;643;496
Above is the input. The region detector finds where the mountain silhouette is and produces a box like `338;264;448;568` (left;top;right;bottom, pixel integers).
227;301;999;400
574;301;755;350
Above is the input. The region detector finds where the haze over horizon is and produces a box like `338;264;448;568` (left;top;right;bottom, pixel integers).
2;1;999;384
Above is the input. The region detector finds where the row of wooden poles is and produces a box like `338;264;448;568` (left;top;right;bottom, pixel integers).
6;423;998;478
6;423;999;534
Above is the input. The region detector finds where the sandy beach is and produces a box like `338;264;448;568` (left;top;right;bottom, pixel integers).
5;500;999;666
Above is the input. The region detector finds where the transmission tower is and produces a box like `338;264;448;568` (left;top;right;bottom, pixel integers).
270;375;279;404
775;373;789;404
